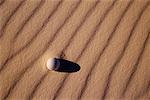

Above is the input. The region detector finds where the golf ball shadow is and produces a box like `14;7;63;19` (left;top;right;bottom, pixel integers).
47;58;80;73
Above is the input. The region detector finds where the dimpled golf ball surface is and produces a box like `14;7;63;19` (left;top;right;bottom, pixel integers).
47;58;60;70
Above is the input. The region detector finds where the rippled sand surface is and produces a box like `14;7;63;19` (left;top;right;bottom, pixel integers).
0;0;150;99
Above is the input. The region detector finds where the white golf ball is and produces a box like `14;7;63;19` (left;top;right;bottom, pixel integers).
47;58;60;70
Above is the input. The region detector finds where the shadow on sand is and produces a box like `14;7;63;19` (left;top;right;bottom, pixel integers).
54;58;80;73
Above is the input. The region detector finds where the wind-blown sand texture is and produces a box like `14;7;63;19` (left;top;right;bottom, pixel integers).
0;0;150;100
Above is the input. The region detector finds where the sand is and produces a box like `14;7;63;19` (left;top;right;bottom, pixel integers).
0;0;150;99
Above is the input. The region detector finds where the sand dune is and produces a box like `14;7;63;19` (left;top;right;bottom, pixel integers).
0;0;150;100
